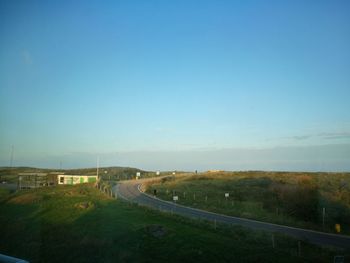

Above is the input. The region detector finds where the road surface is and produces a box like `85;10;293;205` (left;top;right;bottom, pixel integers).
113;179;350;249
0;183;17;191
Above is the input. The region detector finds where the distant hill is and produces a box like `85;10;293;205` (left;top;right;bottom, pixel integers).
0;166;152;182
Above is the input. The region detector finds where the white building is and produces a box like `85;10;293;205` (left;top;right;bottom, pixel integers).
58;175;98;185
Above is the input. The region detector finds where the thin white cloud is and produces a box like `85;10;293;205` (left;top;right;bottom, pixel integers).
291;135;313;140
279;132;350;141
318;132;350;140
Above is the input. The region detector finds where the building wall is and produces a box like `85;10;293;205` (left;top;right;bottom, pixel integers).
57;175;97;185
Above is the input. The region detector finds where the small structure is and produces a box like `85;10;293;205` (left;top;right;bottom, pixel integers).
18;172;56;189
58;175;98;185
16;172;97;189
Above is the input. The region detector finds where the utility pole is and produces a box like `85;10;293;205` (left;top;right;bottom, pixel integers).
18;176;22;190
96;156;100;180
322;207;326;230
10;145;14;168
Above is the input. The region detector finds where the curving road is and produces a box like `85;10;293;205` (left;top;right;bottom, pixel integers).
113;179;350;249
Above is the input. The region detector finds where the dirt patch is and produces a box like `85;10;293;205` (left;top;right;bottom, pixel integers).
79;189;88;195
63;189;90;197
75;201;94;210
8;193;42;204
145;224;167;238
64;191;75;196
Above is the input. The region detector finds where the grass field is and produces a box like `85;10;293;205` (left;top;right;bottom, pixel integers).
145;171;350;235
0;183;347;262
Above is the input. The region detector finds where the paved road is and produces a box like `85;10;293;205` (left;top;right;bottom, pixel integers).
113;179;350;250
0;183;17;191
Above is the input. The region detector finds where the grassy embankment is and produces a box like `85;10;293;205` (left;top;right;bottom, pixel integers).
146;171;350;235
0;183;347;262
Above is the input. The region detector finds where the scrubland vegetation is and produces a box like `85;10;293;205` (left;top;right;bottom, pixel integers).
146;171;350;235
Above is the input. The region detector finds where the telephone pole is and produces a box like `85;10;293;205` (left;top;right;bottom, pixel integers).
96;156;99;179
10;145;14;168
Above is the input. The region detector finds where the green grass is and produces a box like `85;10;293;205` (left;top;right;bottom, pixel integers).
0;183;347;262
146;171;350;235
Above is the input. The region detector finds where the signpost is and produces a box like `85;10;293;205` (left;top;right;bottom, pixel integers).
335;224;341;233
18;176;22;190
322;207;326;230
173;195;178;212
225;193;229;202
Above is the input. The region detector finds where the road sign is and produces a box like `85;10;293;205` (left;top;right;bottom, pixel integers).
156;171;160;175
136;172;141;177
173;196;178;201
225;193;229;198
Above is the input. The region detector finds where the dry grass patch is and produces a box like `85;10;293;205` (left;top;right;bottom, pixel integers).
8;193;42;205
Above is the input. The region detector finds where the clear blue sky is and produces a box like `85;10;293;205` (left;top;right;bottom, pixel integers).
1;0;350;170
